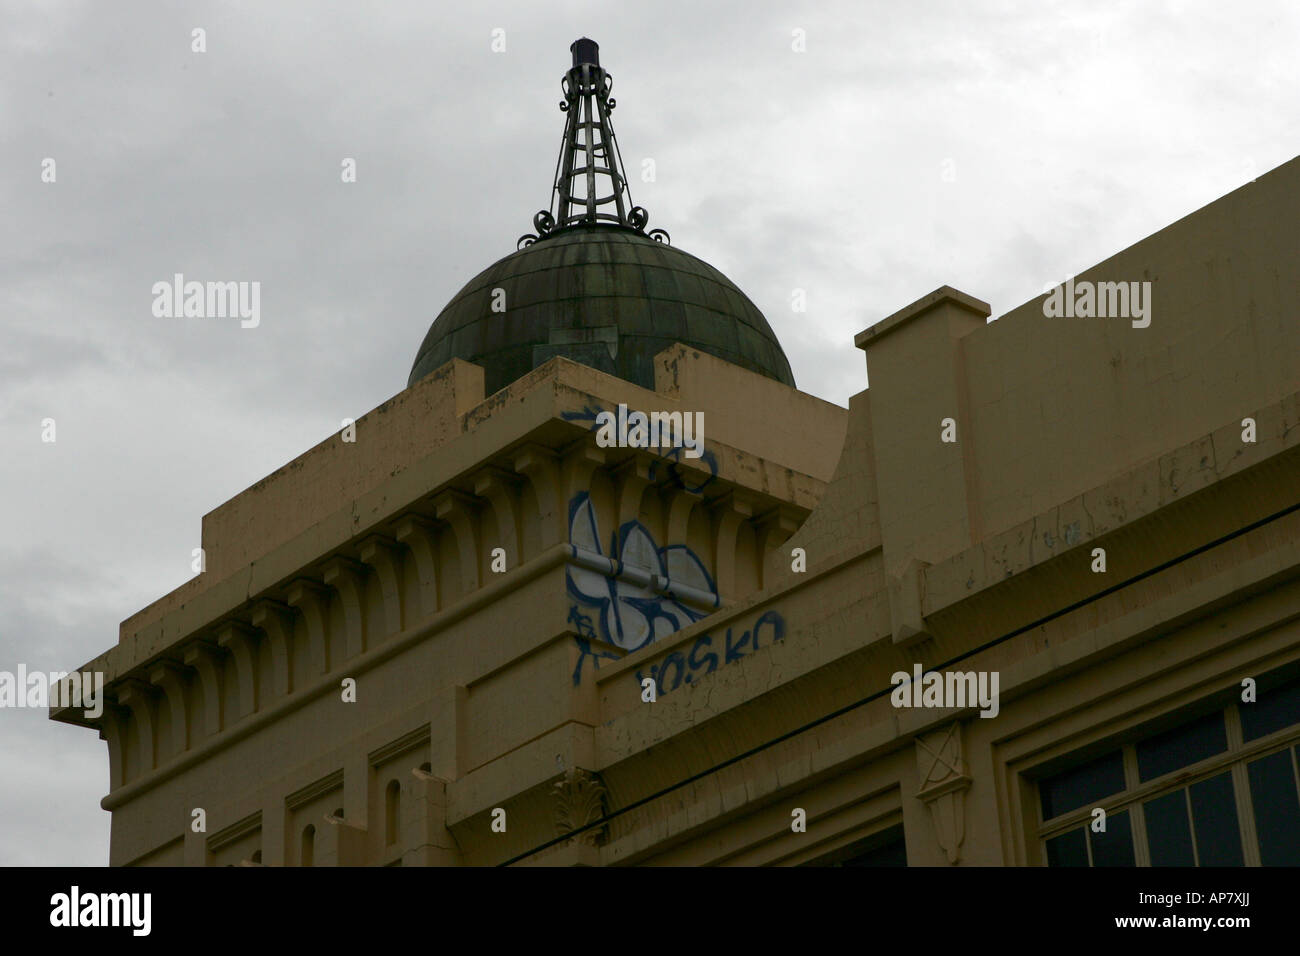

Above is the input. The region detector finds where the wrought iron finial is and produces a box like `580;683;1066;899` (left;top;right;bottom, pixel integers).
518;38;669;250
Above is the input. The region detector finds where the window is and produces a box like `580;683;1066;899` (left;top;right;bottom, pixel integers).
1039;750;1125;820
301;824;315;867
803;824;907;867
1136;712;1227;781
1140;772;1243;866
386;779;401;846
1247;749;1300;865
1037;667;1300;866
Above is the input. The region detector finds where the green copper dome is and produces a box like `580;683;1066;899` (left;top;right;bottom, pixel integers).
410;40;794;395
408;226;795;395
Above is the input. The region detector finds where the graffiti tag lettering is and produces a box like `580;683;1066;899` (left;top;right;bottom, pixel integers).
635;610;786;698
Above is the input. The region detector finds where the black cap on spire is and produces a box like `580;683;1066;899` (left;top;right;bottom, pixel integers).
571;37;599;67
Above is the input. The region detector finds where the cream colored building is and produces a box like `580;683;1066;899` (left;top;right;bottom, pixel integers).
53;44;1300;866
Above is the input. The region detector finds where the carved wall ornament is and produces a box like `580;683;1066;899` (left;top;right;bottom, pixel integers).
553;768;608;847
915;721;974;864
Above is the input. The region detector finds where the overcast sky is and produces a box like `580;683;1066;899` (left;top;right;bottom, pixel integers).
2;0;1296;866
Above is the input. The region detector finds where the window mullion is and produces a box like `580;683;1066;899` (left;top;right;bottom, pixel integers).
1184;788;1200;867
1120;744;1150;866
1230;760;1261;867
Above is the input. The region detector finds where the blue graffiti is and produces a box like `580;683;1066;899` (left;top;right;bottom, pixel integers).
647;444;719;494
567;492;716;652
562;404;723;683
567;490;719;683
635;610;785;698
560;405;605;427
569;606;621;685
568;605;597;640
561;404;718;493
571;635;622;686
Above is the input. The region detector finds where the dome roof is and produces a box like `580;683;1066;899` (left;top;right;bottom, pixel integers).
408;225;795;395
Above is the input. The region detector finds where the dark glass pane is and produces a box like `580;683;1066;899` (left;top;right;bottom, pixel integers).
1090;809;1136;866
1144;790;1194;866
1240;679;1300;741
1190;771;1243;866
804;825;907;867
1040;751;1126;820
1248;751;1300;866
1045;827;1089;867
839;838;907;867
1137;712;1228;781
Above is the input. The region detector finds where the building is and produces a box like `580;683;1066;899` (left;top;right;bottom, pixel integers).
53;39;1300;867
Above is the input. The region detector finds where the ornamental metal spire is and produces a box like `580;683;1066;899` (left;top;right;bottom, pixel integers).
518;38;669;249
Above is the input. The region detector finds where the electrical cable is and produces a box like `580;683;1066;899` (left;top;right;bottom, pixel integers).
499;496;1300;865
